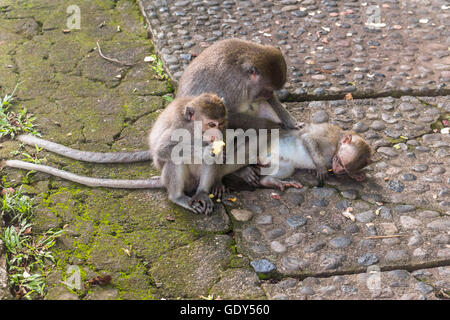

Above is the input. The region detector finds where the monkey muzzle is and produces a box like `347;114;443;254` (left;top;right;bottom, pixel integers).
332;155;346;175
332;155;366;182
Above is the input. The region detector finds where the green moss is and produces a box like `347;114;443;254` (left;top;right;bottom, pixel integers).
386;137;408;145
430;113;450;131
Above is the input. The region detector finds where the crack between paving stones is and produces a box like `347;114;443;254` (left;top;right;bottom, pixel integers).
266;258;450;283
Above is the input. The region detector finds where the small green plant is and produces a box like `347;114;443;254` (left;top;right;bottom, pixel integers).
0;84;40;139
0;186;63;299
1;186;34;223
149;54;168;80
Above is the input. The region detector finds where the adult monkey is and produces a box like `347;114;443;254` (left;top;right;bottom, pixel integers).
177;38;298;129
10;39;296;164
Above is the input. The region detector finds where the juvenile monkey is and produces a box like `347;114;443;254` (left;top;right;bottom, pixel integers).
177;38;298;129
4;93;227;215
222;116;373;190
149;93;227;214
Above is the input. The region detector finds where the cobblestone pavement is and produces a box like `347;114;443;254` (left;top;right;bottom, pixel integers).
0;0;448;300
140;0;450;99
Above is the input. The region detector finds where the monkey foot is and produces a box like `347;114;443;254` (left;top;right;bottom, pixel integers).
211;183;229;199
233;166;261;187
260;176;303;191
189;192;214;215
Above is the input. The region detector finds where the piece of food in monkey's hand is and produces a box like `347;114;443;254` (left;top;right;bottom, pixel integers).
211;140;225;156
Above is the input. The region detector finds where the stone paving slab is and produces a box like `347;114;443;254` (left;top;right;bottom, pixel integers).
229;95;449;278
139;0;450;99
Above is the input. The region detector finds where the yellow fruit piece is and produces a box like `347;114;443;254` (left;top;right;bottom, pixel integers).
211;140;225;155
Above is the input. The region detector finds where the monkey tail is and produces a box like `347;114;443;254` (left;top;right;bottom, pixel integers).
3;160;163;189
17;134;152;163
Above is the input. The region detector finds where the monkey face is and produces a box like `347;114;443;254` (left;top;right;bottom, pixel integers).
333;140;369;182
202;118;226;143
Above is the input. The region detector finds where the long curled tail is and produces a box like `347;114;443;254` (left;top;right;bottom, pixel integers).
2;160;163;189
17;134;152;163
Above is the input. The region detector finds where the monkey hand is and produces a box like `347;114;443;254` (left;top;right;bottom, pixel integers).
211;182;229;199
190;191;214;215
316;166;328;186
280;121;304;130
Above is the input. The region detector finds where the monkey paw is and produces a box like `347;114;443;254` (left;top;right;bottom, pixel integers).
236;166;261;187
190;192;214;215
211;183;228;199
316;167;328;186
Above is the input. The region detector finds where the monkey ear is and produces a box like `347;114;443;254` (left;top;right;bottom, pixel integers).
342;134;352;144
184;105;195;121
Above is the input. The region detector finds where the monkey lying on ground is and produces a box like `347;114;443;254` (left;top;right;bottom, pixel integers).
177;38;298;129
223;114;373;190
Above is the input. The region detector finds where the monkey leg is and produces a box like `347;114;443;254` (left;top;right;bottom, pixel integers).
163;161;210;215
259;176;303;191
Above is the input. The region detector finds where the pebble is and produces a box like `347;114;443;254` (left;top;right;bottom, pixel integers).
394;205;416;213
231;209;254;221
381;223;398;235
265;228;286;240
386;180;405;193
385;250;409;263
320;253;346;270
311;110;329;123
400;216;421;229
329;236;352;249
256;215;273;225
304;241;326;253
285;216;307;229
299;286;315;296
412;164;428;172
281;256;309;271
271;241;287;253
357;253;379;266
285;233;305;247
413;248;427;259
341;189;358;200
415;282;434;295
250;259;276;273
378;147;398;157
426;219;450;231
355;211;376;223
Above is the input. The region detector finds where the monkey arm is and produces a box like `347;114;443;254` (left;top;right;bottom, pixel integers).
227;113;282;131
267;94;298;129
300;135;328;185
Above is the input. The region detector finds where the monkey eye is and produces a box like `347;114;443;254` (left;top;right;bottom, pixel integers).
208;122;217;128
248;66;259;75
